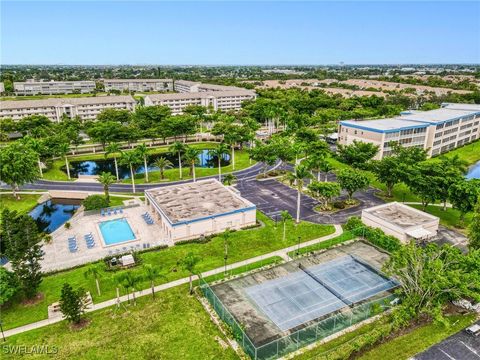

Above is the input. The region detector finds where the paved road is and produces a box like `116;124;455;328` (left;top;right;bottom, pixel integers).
413;321;480;360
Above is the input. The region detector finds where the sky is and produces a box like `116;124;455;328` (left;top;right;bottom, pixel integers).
1;1;479;65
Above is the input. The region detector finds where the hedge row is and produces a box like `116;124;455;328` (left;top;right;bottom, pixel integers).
344;217;401;252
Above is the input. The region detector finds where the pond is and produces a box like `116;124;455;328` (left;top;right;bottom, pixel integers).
29;199;81;233
65;149;230;179
466;160;480;179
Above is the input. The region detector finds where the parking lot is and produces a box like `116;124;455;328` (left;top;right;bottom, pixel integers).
414;321;480;360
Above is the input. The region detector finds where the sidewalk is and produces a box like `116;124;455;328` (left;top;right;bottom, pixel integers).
3;224;343;339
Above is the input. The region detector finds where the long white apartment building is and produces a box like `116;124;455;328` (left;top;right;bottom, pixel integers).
338;103;480;159
174;80;240;93
14;80;96;95
103;79;173;92
0;95;136;122
144;89;256;114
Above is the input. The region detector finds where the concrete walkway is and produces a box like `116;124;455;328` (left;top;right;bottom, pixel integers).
3;224;343;339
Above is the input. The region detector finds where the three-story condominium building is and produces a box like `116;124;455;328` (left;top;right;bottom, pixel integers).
144;89;256;114
14;80;96;95
103;79;174;92
338;103;480;159
0;95;136;122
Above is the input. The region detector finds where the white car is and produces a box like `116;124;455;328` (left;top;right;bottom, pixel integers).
465;323;480;336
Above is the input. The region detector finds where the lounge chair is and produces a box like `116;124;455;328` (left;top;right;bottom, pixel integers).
114;209;117;215
68;237;78;253
107;209;112;216
101;209;105;216
119;208;123;214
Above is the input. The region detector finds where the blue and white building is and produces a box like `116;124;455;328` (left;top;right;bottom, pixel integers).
338;103;480;159
145;179;256;242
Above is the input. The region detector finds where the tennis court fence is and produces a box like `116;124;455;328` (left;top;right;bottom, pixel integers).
199;276;398;360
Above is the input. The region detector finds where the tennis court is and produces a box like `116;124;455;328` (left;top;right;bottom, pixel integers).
246;255;396;331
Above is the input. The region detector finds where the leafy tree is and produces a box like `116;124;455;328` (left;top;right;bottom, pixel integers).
249;142;278;176
468;196;480;250
154;156;173;180
120;151;142;193
337;140;379;168
133;105;171;131
0;142;39;199
86;121;124;150
56;142;72;180
83;195;109;211
404;162;442;211
59;283;87;324
136;143;150;182
0;267;19;306
209;143;230;182
1;210;45;298
319;159;334;182
448;179;480;222
97;172;115;204
440;154;469;174
183;146;201;181
280;210;293;241
336;169;370;202
97;108;131;124
286;165;313;223
84;264;104;296
182;252;200;295
105;142;122;181
306;154;325;181
168;141;186;180
384;243;480;326
22;136;46;178
308;181;341;210
222;173;237;186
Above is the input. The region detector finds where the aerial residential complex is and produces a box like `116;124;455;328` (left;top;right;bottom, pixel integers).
0;95;136;122
14;80;96;95
103;79;173;92
144;180;257;242
144;89;256;114
338;103;480;159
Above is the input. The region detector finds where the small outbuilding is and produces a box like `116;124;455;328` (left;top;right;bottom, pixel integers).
145;179;256;242
361;202;439;243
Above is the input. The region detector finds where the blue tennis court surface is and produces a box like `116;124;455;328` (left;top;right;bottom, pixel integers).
246;255;396;331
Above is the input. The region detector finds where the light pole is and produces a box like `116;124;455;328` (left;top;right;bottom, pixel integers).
223;229;230;276
0;320;5;342
296;236;301;256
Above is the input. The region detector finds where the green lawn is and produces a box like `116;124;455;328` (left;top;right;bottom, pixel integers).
287;231;356;258
358;314;476;360
436;139;480;165
2;285;239;360
0;213;334;330
0;194;42;216
42;142;255;182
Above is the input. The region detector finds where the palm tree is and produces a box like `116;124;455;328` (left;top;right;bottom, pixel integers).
98;172;116;204
182;252;199;295
169;141;185;180
287;165;313;224
117;271;142;306
57;142;71;180
136;143;150;183
183;146;202;182
306;154;324;181
84;264;104;296
154;156;173;180
25;137;45;178
143;264;165;299
280;210;293;241
209;143;230;182
319;159;334;182
120;151;141;193
105;142;122;181
222;173;237;186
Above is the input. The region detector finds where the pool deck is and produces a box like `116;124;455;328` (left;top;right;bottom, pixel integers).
40;199;171;272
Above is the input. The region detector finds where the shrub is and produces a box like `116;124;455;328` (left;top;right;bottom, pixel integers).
344;216;401;252
64;222;71;229
333;201;346;209
83;195;109;211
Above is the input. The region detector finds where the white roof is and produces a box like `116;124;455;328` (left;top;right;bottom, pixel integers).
341;118;426;131
120;254;135;266
400;108;477;123
441;103;480;111
406;228;435;239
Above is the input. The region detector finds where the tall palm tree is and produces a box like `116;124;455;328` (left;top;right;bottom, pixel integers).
105;142;122;181
57;142;71;180
84;264;104;296
136;143;150;183
98;172;116;204
287;165;313;224
183;146;202;182
319;159;334;182
25;137;45;178
118;271;142;306
209;143;230;182
143;264;166;299
120;151;141;193
182;252;199;295
169;141;185;180
306;154;324;181
280;210;293;241
154;156;173;180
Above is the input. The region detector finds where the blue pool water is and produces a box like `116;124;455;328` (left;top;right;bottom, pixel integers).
29;199;80;233
466;161;480;179
99;218;136;245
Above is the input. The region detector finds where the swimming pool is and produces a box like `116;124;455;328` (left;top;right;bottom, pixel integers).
99;218;136;246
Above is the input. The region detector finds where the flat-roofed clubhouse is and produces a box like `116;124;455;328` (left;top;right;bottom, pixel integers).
145;179;256;242
338;103;480;159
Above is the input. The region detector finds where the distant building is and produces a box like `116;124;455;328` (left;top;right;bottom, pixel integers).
144;89;256;114
0;95;136;122
362;202;439;243
338;103;480;159
103;79;173;92
174;80;239;93
145;179;256;242
0;82;5;94
14;80;96;95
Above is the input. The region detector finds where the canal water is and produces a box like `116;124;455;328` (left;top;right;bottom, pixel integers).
29;199;81;233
